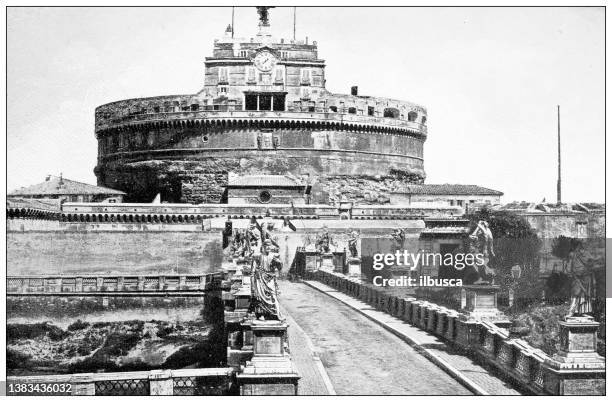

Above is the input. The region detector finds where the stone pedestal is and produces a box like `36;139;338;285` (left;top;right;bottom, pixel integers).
543;316;605;395
461;285;509;324
347;257;362;278
148;370;173;395
304;251;318;277
320;253;335;272
71;374;95;395
237;320;300;395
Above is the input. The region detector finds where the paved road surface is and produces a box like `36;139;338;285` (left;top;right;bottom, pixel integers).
279;280;472;395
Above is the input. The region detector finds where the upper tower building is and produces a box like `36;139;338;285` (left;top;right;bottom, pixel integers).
94;8;428;203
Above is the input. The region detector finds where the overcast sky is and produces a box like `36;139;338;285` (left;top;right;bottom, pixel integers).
7;7;604;203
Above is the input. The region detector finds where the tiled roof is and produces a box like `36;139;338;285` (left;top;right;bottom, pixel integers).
421;227;470;234
227;175;304;187
498;202;605;214
7;198;61;212
394;184;503;196
8;176;126;196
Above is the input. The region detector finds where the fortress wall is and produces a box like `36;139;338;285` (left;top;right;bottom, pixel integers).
99;126;424;157
96;127;425;203
7;230;223;276
7;219;63;231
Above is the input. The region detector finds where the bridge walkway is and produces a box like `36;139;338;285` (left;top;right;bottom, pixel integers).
278;280;473;395
298;279;523;395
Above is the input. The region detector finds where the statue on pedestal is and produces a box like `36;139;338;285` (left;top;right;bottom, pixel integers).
468;220;496;285
256;6;275;26
249;218;282;320
391;228;405;250
315;227;335;254
348;230;359;258
567;272;593;317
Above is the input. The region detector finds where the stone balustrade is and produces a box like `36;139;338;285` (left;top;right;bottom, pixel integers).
95;109;428;136
312;269;605;395
7;273;224;296
7;368;233;396
58;202;462;224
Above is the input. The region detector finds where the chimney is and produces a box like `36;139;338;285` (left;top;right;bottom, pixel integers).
351;86;358;96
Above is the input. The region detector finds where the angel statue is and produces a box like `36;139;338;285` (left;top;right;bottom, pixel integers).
469;220;496;284
348;231;359;258
250;220;282;320
256;6;275;26
568;273;593;317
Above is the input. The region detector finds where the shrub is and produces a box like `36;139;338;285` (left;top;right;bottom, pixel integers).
7;323;67;341
67;320;90;332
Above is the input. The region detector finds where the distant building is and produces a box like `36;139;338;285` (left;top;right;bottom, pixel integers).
225;174;310;205
495;202;605;278
8;175;125;203
93;10;428;204
6;198;62;220
390;184;503;207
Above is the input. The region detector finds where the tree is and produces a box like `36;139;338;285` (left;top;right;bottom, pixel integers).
465;208;542;300
551;236;583;267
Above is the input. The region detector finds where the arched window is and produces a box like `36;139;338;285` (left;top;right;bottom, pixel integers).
348;107;356;114
421;116;427;125
408;111;418;122
383;108;400;118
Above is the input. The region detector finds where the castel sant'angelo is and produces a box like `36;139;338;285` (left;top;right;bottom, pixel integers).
94;7;428;204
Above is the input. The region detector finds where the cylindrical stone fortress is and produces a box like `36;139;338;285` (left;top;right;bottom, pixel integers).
94;21;428;203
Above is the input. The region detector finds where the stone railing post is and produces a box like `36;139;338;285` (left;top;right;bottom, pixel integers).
542;316;605;395
20;278;28;293
149;370;173;395
75;277;83;292
71;373;95;395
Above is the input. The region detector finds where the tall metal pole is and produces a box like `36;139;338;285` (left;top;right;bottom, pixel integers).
557;105;562;205
231;7;235;38
293;7;296;41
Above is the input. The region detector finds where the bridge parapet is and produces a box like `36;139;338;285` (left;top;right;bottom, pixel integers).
7;273;224;297
312;269;605;396
7;368;234;396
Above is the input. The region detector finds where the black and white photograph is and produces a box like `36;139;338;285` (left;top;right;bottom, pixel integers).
3;2;608;397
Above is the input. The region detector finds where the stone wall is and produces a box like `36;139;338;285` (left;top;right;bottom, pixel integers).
519;212;605;276
96;123;425;203
7;231;223;276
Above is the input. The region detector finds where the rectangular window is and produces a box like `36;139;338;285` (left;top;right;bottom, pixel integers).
245;94;258;111
273;94;286;111
259;94;272;111
300;68;311;85
218;67;229;84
